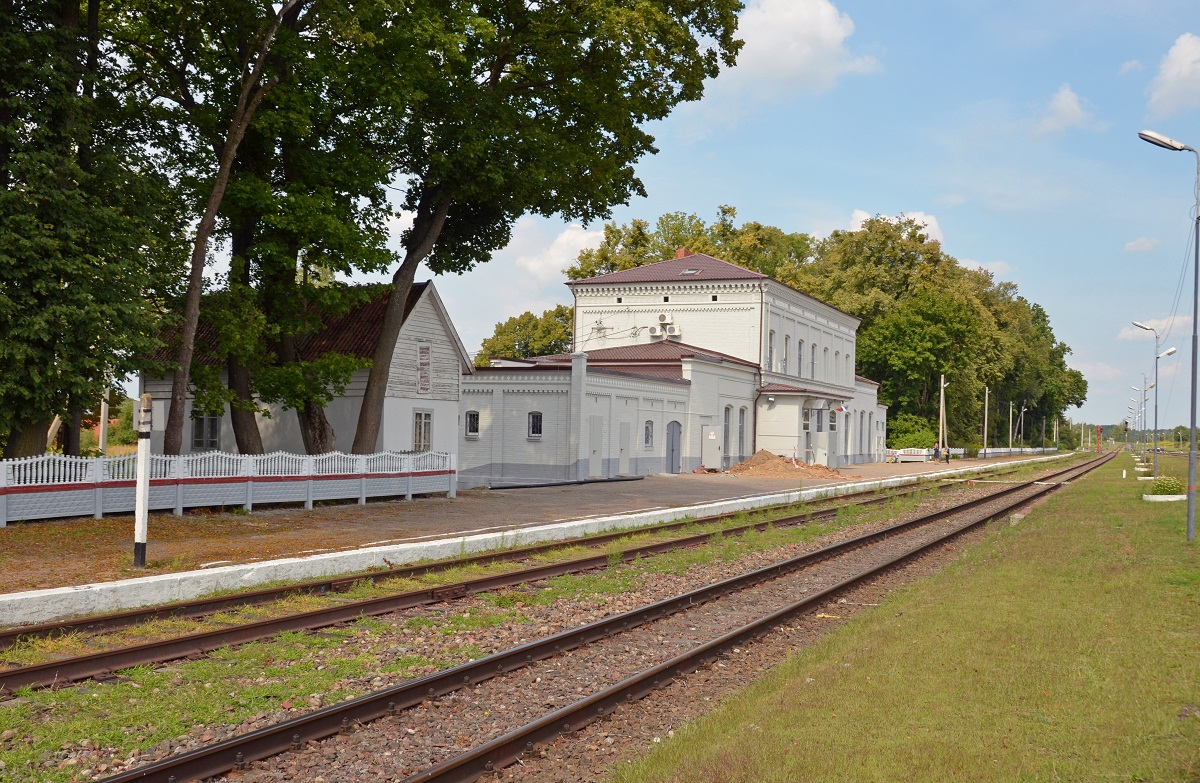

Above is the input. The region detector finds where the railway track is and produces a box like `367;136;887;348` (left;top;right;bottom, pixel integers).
0;469;1022;693
85;452;1109;783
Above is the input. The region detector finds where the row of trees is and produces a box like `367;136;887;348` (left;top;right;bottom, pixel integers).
1;0;744;458
478;207;1088;449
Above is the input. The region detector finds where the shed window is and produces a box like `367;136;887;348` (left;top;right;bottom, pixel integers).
644;420;654;448
413;410;432;451
465;410;480;438
528;411;543;439
192;413;220;452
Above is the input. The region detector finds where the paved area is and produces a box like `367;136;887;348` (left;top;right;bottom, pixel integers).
0;456;1047;596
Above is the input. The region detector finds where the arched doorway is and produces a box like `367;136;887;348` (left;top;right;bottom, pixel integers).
666;420;683;474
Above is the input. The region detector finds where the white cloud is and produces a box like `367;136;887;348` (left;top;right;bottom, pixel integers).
1148;33;1200;118
1124;236;1161;252
715;0;878;102
1034;84;1100;136
851;209;943;242
1117;316;1189;341
1067;360;1123;381
1120;60;1142;76
512;222;604;284
960;258;1013;278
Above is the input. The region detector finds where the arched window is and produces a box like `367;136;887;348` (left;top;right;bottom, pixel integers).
798;340;805;377
644;420;654;449
834;351;840;382
782;336;790;374
723;406;732;469
810;343;817;378
767;330;776;371
823;347;829;378
738;407;747;461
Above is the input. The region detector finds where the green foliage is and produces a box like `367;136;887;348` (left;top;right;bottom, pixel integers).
476;305;573;364
566;205;813;281
0;2;186;456
886;413;939;450
1149;475;1185;495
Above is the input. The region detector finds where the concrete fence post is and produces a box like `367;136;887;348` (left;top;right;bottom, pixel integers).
358;454;367;505
405;453;413;501
0;458;8;528
244;454;254;512
173;454;184;516
305;456;314;510
92;456;104;520
448;453;457;499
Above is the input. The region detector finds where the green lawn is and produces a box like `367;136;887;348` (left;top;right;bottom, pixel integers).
611;453;1200;783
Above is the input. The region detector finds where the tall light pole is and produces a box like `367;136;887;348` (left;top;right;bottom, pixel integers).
1155;347;1177;475
1138;129;1199;542
1133;320;1175;477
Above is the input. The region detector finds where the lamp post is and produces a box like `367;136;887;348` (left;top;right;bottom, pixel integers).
1133;321;1176;477
1138;129;1199;542
1154;346;1177;477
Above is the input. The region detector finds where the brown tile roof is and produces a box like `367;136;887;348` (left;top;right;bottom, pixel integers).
151;283;427;366
566;253;768;286
854;375;880;386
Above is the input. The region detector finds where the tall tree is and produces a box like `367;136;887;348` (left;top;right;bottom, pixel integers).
114;0;310;454
0;0;185;457
351;0;744;453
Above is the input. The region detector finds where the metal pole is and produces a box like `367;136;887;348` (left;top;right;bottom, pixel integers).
1009;402;1013;450
134;393;152;568
1190;210;1198;542
1154;352;1161;478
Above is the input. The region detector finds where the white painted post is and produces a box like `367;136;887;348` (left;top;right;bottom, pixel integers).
133;393;152;568
448;453;457;499
93;454;103;520
358;454;366;505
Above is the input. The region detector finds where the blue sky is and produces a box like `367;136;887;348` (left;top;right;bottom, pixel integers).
374;0;1200;431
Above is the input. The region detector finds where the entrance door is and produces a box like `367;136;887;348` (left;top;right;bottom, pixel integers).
619;422;630;474
589;416;604;478
666;420;682;474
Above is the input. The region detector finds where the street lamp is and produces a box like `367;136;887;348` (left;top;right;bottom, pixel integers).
1138;128;1200;542
1155;347;1178;477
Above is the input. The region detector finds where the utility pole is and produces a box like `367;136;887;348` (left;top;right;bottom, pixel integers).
1009;402;1014;450
983;386;989;453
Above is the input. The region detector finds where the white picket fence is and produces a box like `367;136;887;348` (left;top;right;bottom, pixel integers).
0;450;456;527
887;446;1057;463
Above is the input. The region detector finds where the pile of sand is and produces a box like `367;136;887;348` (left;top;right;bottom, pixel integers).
725;449;846;479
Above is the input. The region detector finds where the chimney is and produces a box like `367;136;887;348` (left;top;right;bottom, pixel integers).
675;247;693;259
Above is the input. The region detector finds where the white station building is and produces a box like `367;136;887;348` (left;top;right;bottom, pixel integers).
458;251;886;488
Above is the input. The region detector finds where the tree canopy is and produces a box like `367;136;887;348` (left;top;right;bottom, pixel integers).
476;305;573;367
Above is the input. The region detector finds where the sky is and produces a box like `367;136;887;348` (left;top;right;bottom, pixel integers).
363;0;1200;432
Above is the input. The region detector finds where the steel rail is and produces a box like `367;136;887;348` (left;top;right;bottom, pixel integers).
0;480;939;692
400;451;1114;783
0;479;950;650
92;453;1109;783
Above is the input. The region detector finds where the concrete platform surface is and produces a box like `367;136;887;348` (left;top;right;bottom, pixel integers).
0;454;1071;626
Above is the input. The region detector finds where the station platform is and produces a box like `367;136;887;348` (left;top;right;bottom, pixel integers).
0;454;1054;604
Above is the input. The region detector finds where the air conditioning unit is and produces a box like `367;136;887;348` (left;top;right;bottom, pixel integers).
664;324;681;336
657;313;672;324
648;325;662;337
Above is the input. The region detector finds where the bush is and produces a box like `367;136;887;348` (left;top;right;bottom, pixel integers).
1149;476;1185;495
887;412;937;450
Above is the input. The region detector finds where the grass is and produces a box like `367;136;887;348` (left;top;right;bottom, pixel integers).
608;454;1200;783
